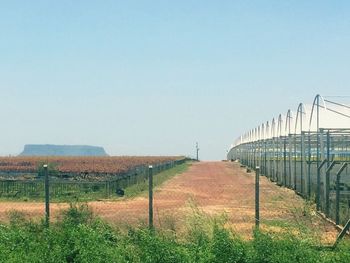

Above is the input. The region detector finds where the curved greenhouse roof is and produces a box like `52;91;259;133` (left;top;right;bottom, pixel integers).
230;94;350;148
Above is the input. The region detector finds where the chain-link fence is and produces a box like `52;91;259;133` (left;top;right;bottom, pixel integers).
0;158;344;246
0;159;185;200
229;129;350;230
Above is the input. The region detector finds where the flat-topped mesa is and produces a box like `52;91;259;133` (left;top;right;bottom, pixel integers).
19;144;108;156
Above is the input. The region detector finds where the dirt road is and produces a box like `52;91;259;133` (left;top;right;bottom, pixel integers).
0;161;338;241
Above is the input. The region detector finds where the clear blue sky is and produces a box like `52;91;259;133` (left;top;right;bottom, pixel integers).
0;1;349;160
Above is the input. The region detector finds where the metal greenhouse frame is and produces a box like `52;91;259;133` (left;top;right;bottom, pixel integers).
227;94;350;226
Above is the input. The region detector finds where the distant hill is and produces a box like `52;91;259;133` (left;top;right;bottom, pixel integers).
19;144;108;156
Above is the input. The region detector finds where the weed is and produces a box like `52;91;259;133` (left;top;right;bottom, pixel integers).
0;203;350;262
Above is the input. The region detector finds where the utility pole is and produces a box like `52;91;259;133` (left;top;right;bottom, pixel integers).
196;142;199;161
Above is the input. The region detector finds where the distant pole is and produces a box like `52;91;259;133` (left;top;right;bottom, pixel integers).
255;166;260;229
148;165;153;230
44;164;50;226
196;142;199;161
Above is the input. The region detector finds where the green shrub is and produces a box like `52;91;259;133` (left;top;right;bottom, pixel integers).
251;231;319;263
210;224;246;263
60;203;93;226
128;228;189;263
0;204;349;263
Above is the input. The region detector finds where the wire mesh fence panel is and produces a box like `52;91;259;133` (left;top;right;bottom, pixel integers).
0;180;44;198
0;158;186;224
328;162;350;225
0;159;186;198
228;128;350;237
324;131;350;226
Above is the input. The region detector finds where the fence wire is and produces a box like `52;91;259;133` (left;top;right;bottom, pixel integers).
0;160;185;201
228;129;350;228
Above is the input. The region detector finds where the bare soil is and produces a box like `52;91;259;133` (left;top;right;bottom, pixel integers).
0;161;339;243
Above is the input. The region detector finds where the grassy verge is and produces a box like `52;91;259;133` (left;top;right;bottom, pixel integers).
1;204;349;263
124;161;191;198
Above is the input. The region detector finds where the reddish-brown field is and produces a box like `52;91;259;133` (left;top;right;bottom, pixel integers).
0;161;339;243
0;156;183;174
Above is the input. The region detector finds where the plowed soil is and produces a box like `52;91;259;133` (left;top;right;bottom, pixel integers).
0;162;339;242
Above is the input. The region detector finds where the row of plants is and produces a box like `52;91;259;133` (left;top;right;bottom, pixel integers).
0;156;185;174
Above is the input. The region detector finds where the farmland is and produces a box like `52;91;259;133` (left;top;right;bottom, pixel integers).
0;156;186;201
0;162;341;241
1;161;349;262
0;156;185;177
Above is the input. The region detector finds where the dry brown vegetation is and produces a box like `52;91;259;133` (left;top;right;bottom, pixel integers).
0;156;183;174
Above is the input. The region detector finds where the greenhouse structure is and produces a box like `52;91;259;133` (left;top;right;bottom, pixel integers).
227;94;350;226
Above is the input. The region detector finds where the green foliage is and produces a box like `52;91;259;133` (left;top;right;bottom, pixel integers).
127;228;190;263
210;224;246;263
59;203;93;226
251;230;320;263
0;204;350;262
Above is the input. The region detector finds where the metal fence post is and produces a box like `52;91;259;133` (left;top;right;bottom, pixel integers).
316;159;327;211
255;166;260;229
325;130;331;216
293;135;297;190
106;181;109;198
307;132;311;198
325;161;336;217
336;170;341;226
336;163;348;225
301;131;305;195
148;165;153;230
44;164;50;226
333;219;350;249
283;137;287;185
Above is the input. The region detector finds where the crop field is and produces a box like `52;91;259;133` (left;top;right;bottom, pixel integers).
0;156;184;176
0;156;186;200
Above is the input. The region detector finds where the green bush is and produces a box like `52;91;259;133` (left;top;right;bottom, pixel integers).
128;228;189;263
59;203;93;226
0;204;350;263
210;224;246;263
251;231;319;263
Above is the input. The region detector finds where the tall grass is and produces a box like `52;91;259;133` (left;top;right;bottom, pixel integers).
0;204;349;263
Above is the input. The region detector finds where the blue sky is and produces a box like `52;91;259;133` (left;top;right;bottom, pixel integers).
0;1;349;159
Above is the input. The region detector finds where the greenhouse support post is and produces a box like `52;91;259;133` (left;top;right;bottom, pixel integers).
255;166;260;229
316;159;327;211
336;163;348;225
